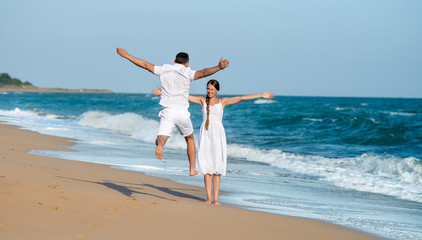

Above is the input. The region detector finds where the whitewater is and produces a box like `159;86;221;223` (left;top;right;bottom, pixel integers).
0;92;421;239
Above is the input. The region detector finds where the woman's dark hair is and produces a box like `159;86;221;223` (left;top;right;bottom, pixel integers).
205;79;220;130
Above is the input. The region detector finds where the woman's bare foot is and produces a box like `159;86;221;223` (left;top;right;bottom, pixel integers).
214;201;220;205
204;200;211;204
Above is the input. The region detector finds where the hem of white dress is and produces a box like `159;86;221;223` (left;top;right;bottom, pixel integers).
196;170;226;176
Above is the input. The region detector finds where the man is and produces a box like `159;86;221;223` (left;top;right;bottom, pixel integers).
116;48;229;176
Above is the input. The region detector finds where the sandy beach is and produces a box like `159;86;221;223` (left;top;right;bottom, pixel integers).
0;122;384;240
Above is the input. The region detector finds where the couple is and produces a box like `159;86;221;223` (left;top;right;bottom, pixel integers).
117;48;274;204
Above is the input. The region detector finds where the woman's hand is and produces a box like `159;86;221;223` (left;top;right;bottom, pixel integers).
261;91;275;99
152;86;162;95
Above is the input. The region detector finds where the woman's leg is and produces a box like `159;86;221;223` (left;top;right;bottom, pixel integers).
204;174;212;204
212;174;221;205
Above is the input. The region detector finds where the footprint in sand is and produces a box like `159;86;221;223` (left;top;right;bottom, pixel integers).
109;207;118;211
76;233;88;238
48;185;60;189
89;224;103;228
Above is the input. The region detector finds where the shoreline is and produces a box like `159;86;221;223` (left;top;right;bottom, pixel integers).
0;87;112;93
0;122;384;239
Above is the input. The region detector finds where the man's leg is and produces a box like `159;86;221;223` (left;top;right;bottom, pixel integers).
155;135;169;159
184;134;198;176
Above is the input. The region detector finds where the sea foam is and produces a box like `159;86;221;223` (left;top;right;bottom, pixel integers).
77;111;187;148
0;108;38;117
227;143;422;203
254;99;277;104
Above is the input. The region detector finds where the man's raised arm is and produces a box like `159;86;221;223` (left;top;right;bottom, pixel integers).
193;57;230;80
116;48;155;74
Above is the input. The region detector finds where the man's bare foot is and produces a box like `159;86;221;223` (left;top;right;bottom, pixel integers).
155;136;167;160
214;202;220;205
189;169;198;176
155;144;163;159
204;200;211;204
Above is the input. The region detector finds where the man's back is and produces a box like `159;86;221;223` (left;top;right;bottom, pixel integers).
154;63;196;109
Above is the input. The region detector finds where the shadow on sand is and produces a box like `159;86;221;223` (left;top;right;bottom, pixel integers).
57;176;203;202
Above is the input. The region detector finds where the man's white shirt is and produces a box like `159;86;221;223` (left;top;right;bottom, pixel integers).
154;63;196;110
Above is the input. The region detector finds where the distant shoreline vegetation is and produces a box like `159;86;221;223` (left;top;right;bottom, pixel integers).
0;73;33;87
0;73;112;93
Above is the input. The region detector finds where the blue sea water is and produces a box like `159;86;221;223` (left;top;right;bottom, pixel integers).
1;91;421;240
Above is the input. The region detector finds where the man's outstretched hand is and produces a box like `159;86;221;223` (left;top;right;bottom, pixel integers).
218;57;230;70
116;48;129;58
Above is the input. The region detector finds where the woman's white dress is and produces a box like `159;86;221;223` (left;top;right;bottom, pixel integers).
196;100;227;176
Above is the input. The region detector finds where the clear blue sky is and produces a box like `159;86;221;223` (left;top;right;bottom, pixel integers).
1;0;421;98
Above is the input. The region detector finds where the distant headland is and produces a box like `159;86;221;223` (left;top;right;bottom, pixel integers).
0;73;113;93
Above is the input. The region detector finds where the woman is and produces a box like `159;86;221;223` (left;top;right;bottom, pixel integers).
153;80;275;204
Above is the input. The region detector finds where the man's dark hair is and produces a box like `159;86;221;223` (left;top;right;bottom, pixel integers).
175;52;189;64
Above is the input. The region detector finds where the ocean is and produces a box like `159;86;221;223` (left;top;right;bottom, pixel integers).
0;91;421;240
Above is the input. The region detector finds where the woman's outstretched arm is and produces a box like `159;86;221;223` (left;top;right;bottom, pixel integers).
188;95;205;106
152;87;204;106
221;91;275;108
